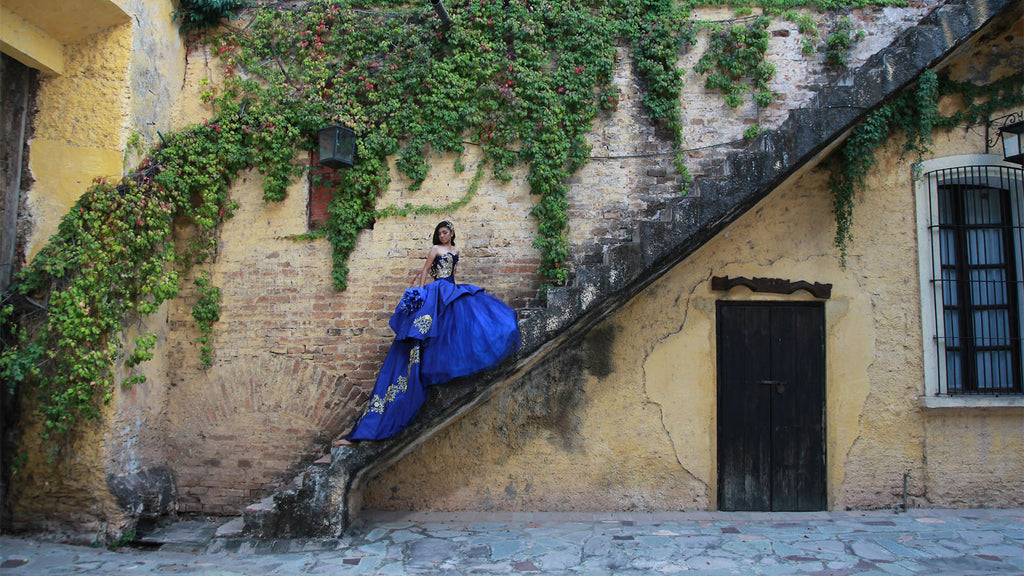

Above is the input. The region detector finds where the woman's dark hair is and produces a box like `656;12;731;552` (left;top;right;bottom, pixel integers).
432;221;456;245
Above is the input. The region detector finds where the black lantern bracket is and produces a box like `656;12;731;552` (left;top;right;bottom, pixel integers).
430;0;452;28
985;111;1024;166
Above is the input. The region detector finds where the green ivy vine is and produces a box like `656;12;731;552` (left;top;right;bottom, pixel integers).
695;16;775;108
192;271;222;367
824;16;864;67
1;0;908;451
174;0;249;35
828;69;1024;262
0;106;248;447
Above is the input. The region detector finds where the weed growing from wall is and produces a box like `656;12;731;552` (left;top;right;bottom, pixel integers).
192;271;222;366
824;17;864;67
695;16;775;108
174;0;249;35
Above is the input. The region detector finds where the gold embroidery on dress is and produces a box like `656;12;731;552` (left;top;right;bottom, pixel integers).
414;315;432;334
431;253;456;279
367;343;420;417
369;394;386;414
385;375;408;403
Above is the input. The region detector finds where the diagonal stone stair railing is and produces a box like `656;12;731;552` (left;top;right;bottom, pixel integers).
237;0;1018;539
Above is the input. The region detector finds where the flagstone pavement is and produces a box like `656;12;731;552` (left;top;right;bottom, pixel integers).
1;508;1021;575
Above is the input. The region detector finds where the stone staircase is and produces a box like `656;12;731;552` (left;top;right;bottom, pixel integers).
239;0;1015;538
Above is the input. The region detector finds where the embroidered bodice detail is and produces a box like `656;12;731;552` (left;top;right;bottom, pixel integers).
430;252;458;280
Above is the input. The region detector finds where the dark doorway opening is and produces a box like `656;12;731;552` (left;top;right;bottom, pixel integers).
1;51;37;531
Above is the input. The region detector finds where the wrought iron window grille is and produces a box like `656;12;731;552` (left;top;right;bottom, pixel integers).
924;164;1024;395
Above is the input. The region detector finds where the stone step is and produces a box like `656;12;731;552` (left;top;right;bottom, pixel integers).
214;516;245;539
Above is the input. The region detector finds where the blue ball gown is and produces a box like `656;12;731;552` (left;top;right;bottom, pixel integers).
346;252;521;441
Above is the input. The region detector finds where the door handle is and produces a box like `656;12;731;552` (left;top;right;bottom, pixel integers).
757;380;785;394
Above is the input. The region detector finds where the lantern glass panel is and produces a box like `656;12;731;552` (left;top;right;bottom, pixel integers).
1000;121;1024;166
317;125;356;168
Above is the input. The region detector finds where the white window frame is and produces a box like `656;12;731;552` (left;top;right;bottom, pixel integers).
915;154;1024;409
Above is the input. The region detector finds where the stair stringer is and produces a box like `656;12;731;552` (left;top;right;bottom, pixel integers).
240;0;1015;538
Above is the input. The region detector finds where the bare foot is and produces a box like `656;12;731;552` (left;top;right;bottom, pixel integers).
332;439;354;447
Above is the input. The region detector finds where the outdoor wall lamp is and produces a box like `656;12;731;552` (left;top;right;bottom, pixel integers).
999;120;1024;166
317;125;356;169
986;112;1024;166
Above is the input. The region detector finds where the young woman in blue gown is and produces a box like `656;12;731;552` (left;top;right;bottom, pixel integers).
336;221;521;444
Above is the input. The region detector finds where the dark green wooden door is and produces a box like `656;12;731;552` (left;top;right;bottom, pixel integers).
717;302;826;511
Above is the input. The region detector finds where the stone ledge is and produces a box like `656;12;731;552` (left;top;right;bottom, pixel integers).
919;395;1024;410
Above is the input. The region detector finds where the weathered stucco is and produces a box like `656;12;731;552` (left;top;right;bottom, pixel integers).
24;23;130;262
5;0;1021;541
8;0;187;541
18;0;185;258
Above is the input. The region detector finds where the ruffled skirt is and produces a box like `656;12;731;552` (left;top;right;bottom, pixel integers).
346;278;520;441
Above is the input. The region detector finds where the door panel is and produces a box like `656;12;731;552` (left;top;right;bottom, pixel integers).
769;305;826;511
717;302;826;511
717;305;773;510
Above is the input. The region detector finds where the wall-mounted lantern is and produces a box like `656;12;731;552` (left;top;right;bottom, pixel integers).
317;125;356;169
999;120;1024;166
987;112;1024;167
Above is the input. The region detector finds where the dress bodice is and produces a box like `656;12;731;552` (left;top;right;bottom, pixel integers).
430;252;458;280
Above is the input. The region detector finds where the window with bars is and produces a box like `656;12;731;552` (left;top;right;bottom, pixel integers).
922;164;1024;396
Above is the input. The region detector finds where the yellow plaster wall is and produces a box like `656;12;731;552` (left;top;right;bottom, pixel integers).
21;0;185;260
363;112;1024;513
10;21;135;544
24;24;130;261
102;0;185;485
0;0;130;75
9;0;187;542
923;410;1024;507
8;409;125;541
125;0;187;150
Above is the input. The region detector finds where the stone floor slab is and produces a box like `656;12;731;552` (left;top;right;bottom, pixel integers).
0;508;1019;575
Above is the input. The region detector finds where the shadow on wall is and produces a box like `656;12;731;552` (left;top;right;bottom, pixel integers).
494;322;616;454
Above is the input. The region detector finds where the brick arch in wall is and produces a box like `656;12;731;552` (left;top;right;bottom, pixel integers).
164;353;366;515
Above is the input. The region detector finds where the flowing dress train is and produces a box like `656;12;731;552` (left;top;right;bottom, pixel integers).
346;253;520;441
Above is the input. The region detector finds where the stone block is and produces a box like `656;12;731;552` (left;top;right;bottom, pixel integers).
106;466;178;521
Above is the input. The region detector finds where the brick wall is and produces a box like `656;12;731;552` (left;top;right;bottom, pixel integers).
162;149;547;513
